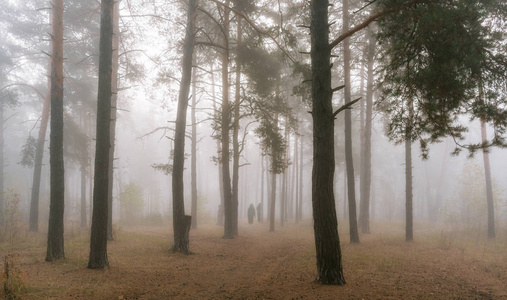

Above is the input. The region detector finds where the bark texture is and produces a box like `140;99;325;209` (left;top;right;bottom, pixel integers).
191;58;198;230
310;0;345;285
481;120;495;239
359;28;375;234
88;0;114;269
405;99;414;242
107;0;120;241
231;19;242;236
343;0;360;244
221;0;234;239
29;89;50;232
46;0;65;262
171;0;197;253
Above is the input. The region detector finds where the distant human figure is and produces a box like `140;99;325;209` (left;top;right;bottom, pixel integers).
248;204;256;224
256;203;262;222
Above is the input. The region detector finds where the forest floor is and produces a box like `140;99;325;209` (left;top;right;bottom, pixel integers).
1;220;507;299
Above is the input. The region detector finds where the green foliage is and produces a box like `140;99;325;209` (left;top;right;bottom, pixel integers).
18;136;36;168
0;89;19;109
238;43;282;98
377;0;507;157
254;119;287;174
151;163;173;175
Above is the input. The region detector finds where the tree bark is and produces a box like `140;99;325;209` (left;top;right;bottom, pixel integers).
29;89;50;232
190;56;198;230
343;0;360;244
88;0;114;269
359;27;375;234
46;0;65;262
259;152;266;222
80;164;87;227
405;99;414;242
269;146;277;232
231;18;242;236
298;133;303;222
310;0;345;285
293;133;298;223
0;97;4;225
481;120;495;239
221;0;234;239
210;63;224;226
171;0;197;253
281;122;288;227
107;0;121;242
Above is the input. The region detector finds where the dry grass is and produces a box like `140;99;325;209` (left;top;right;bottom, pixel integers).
1;221;506;299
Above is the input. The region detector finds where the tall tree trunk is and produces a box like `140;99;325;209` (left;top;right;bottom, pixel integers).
310;0;345;285
293;133;298;223
211;64;225;226
0;98;4;225
107;0;121;241
405;99;414;242
170;0;196;253
481;120;495;239
298;133;303;222
359;27;375;234
46;0;65;262
80;107;87;227
343;0;359;244
269;142;277;232
281;122;288;227
88;0;115;269
260;154;265;222
231;18;242;236
221;0;234;239
80;165;87;227
29;90;50;232
190;57;198;229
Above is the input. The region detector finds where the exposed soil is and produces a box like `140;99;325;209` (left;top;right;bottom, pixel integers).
2;221;507;299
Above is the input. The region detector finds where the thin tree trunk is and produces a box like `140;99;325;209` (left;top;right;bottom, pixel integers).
298;133;303;222
80;106;87;227
80;165;86;227
221;0;234;239
211;63;224;226
260;153;265;222
88;0;115;269
29;89;50;232
269;145;277;232
481;120;495;239
310;0;345;285
293;133;298;223
359;27;375;234
190;57;198;229
107;0;120;242
405;99;414;242
343;0;359;244
231;18;242;236
170;0;196;254
281;121;288;227
46;0;65;262
0;98;4;225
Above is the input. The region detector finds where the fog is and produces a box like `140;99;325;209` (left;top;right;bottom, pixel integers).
1;0;507;297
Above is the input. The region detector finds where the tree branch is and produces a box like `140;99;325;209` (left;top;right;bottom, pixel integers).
333;98;361;118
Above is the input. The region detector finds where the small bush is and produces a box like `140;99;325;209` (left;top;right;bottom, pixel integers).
1;253;25;299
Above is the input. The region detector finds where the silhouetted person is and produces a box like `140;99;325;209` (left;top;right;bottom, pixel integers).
248;204;255;224
256;203;262;222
